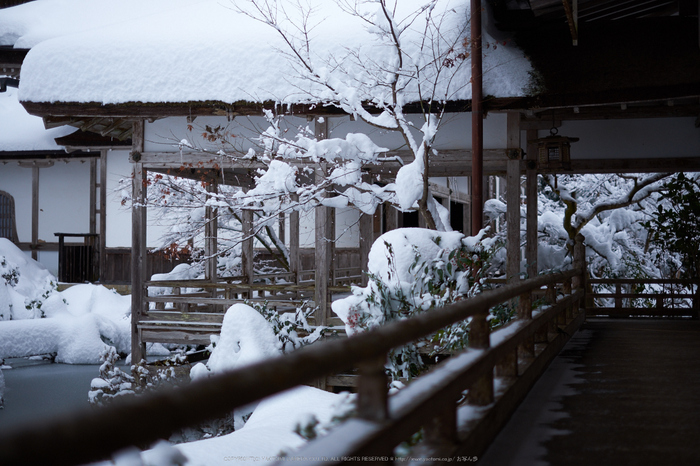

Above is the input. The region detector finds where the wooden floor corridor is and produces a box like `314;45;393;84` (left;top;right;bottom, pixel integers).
479;318;700;466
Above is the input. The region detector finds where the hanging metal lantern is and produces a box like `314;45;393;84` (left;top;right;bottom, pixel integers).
531;127;578;170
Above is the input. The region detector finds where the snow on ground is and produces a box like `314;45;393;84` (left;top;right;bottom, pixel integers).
0;239;134;363
7;0;532;105
0;87;76;151
145;386;344;466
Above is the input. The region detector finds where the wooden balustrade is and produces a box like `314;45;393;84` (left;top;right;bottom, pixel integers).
588;278;698;319
0;261;586;465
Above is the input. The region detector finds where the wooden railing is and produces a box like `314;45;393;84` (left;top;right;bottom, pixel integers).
588;278;698;319
0;257;587;465
140;270;359;345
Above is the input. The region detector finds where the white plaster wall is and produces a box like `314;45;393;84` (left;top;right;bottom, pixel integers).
546;117;700;160
144;112;509;153
0;162;32;242
38;161;91;242
104;150;170;248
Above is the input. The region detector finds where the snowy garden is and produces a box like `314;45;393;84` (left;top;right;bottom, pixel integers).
1;0;699;464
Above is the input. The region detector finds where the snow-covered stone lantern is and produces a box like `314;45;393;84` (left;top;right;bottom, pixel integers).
532;127;578;170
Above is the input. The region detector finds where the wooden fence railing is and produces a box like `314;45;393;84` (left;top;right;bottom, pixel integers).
588;278;698;319
0;248;587;466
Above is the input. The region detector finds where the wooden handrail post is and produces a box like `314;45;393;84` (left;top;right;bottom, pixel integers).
572;233;587;314
545;284;558;338
563;277;573;320
468;311;494;405
357;355;389;421
424;399;459;447
519;291;535;357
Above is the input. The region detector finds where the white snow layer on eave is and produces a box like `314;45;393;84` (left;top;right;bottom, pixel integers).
0;87;76;151
16;0;533;106
0;0;194;49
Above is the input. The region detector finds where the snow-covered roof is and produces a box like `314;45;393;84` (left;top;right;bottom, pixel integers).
0;87;76;151
4;0;532;108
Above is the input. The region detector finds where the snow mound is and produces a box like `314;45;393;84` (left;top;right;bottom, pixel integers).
190;304;281;381
0;237;58;320
141;386;342;466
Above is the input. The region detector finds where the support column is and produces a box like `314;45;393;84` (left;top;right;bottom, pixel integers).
31;165;39;261
526;129;539;279
314;117;331;325
130;120;147;363
506;112;521;283
204;180;218;287
290;195;300;285
359;211;373;286
242;210;254;294
470;0;483;235
99;150;107;282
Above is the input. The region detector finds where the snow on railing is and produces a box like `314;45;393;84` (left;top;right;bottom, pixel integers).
0;242;588;465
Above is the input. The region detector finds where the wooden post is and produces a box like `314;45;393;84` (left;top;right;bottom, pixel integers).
506;157;520;283
130;120;147;363
290;196;300;287
526;129;538;279
423;401;459;447
519;291;535;357
470;0;483;235
467;311;493;405
314;116;331;326
31;165;39;261
99;150;107;282
357;355;388;421
384;203;399;232
359;211;373;286
278;212;285;245
204;180;218;287
242;209;254;297
563;277;573;320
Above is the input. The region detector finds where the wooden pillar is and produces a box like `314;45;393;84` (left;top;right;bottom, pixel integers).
470;0;484;235
290;195;300;285
467;311;493;405
385;203;399;232
278;212;285;245
130;120;147;363
204;180;218;286
242;209;254;293
99;150;107;282
359;212;373;286
526;129;538;279
31;165;39;261
506;112;521;283
314;117;331;325
89;159;97;235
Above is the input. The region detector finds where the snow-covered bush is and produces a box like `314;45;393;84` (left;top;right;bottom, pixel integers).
0;238;59;320
246;300;327;353
332;228;497;380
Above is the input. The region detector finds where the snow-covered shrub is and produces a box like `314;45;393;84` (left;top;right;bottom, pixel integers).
332;228;497;381
0;238;59;320
293;392;356;442
246;300;327;353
